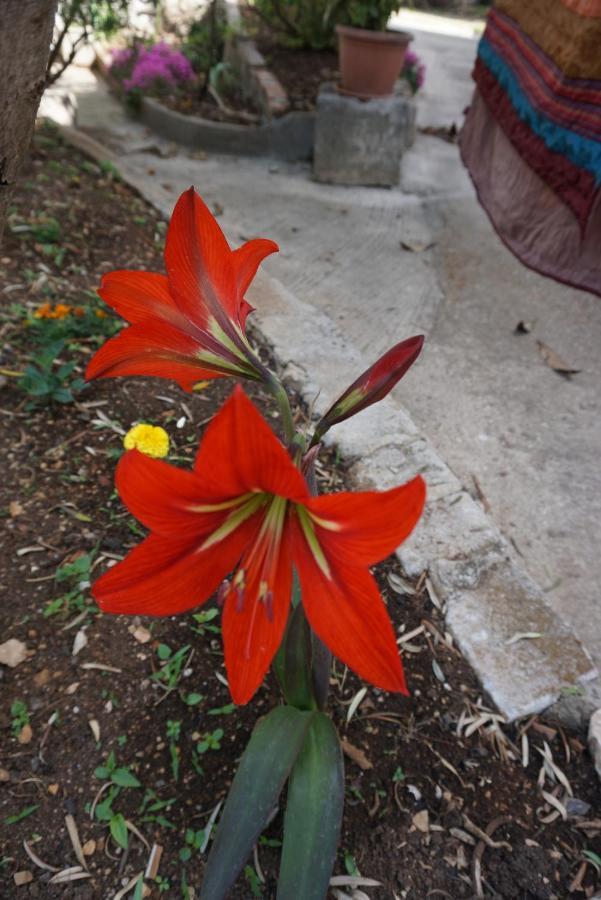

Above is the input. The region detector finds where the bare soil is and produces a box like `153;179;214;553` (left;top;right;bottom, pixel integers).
1;123;600;900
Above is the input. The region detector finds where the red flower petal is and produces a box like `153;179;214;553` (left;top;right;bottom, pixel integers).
115;450;229;539
231;238;278;327
222;528;293;705
194;387;310;503
290;516;408;694
85;319;219;391
93;515;260;616
305;476;426;567
98;271;181;325
164;187;236;328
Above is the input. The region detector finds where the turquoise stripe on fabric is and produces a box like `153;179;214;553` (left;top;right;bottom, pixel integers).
479;38;601;183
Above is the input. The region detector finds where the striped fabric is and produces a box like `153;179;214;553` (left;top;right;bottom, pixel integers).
461;1;601;296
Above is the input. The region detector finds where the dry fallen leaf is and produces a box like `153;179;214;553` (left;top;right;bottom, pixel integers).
14;871;33;886
132;626;151;644
9;500;24;517
89;719;100;742
400;239;435;253
82;840;96;857
72;629;88;657
340;739;373;771
537;340;580;377
412;809;430;833
33;668;51;687
0;768;10;782
18;724;33;745
48;783;60;795
0;638;28;668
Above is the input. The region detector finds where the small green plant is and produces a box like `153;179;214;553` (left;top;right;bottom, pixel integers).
45;552;95;619
18;340;85;408
10;700;30;737
196;728;224;754
250;0;341;49
99;159;120;180
56;552;94;583
166;720;182;782
179;826;207;862
344;851;360;877
191;608;221;636
138;789;176;829
4;804;39;826
207;702;235;716
341;0;402;31
30;215;61;243
244;864;264;897
92;752;142;849
152;643;191;692
183;3;226;78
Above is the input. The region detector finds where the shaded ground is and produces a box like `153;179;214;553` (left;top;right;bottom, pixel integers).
1;125;600;899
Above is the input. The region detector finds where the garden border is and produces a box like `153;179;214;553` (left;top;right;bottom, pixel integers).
55;123;598;729
93;33;315;162
92;7;416;164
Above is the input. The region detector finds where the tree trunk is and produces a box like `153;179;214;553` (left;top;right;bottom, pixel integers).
0;1;58;245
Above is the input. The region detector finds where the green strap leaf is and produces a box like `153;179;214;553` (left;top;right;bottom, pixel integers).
277;713;344;900
200;706;315;900
283;602;316;711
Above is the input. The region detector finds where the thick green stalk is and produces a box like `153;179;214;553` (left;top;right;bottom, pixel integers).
267;375;296;444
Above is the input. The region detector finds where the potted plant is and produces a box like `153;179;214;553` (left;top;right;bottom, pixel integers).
335;1;412;99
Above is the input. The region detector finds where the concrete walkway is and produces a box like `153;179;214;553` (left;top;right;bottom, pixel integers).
394;18;601;694
38;24;601;720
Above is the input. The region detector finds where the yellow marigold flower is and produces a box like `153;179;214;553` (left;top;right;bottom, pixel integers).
123;423;169;459
95;309;107;319
53;304;72;319
34;303;53;319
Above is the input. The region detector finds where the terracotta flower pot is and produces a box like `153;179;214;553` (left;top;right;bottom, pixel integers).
336;24;412;99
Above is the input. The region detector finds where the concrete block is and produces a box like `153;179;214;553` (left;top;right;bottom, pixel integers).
314;83;409;187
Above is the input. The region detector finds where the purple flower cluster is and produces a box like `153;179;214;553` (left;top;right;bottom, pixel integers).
110;46;134;70
402;49;426;94
111;42;195;95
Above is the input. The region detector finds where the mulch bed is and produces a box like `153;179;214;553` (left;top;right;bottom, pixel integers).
242;7;339;112
1;123;600;899
253;38;339;111
160;88;260;126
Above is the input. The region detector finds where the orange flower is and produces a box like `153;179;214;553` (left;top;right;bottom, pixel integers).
34;302;72;319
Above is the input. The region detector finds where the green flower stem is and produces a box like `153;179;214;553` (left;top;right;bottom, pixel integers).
304;457;331;710
267;375;296;445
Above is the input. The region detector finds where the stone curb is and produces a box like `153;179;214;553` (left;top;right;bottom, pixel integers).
56;124;597;725
137;96;314;161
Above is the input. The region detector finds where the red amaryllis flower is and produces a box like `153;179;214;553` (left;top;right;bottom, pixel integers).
86;187;278;391
312;335;424;444
93;388;426;704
